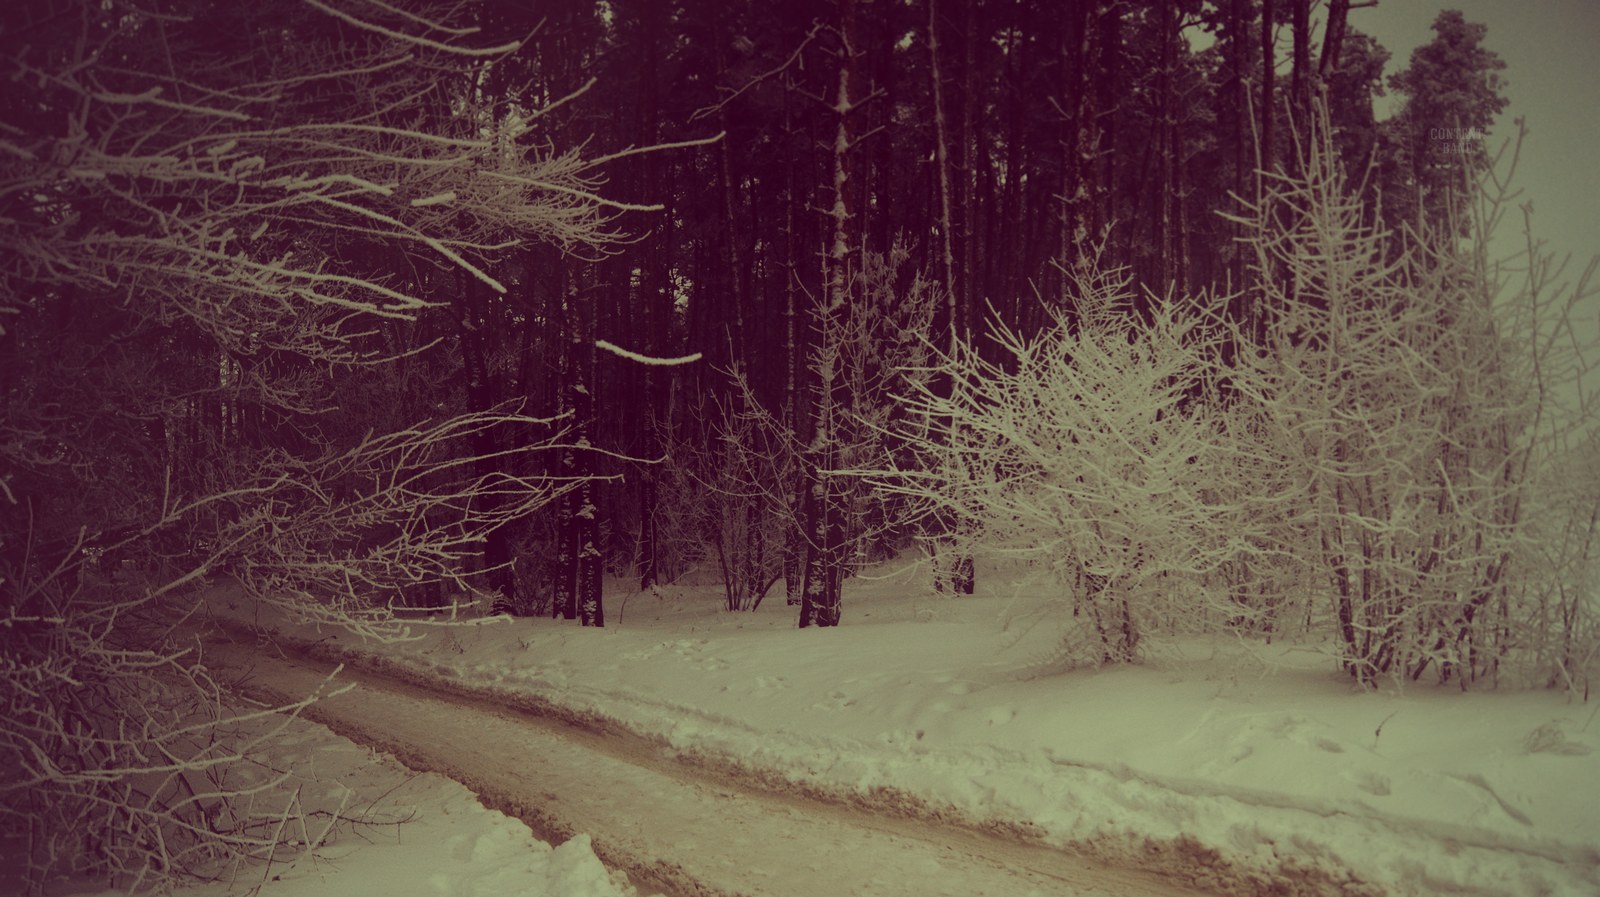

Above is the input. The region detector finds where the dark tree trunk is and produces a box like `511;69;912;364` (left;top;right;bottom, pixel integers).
571;277;604;627
926;0;974;596
1260;0;1276;176
637;470;659;592
1057;1;1094;280
1091;3;1122;262
1318;0;1353;80
553;274;578;621
955;0;977;337
1229;0;1250;299
577;480;604;626
799;0;862;629
633;0;667;594
1291;0;1311;120
1153;0;1177;294
781;86;806;606
1290;0;1312;171
456;274;517;614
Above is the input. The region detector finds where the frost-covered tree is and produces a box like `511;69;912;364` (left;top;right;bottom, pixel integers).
879;105;1596;686
883;274;1237;665
1229;110;1596;688
0;0;632;887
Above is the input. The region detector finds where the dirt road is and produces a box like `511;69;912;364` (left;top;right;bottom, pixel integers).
202;631;1216;897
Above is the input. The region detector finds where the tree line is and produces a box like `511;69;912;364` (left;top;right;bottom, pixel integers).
446;0;1509;625
1;0;1516;629
4;1;1594;888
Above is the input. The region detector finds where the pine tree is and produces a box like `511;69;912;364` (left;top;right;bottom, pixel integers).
1381;10;1508;234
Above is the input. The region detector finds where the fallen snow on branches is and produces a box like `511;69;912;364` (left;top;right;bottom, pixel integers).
594;339;703;367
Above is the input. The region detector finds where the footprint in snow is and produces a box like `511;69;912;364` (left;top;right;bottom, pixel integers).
809;689;856;711
1344;768;1392;797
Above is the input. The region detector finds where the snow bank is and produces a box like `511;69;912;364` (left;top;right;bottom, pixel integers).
72;714;644;897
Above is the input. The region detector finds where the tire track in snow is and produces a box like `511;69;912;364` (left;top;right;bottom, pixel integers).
202;627;1212;897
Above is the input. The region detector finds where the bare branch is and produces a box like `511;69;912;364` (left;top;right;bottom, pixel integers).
689;22;829;123
302;0;521;57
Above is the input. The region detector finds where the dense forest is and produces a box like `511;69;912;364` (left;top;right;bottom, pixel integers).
2;0;1597;889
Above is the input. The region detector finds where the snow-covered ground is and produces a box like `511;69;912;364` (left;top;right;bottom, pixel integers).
214;563;1600;897
66;714;644;897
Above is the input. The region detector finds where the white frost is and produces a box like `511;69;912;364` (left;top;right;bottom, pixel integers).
410;190;457;207
595;339;702;367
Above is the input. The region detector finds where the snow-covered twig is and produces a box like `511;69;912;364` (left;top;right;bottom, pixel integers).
595;339;703;367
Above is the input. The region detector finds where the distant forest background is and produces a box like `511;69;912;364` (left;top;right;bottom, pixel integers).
2;0;1588;666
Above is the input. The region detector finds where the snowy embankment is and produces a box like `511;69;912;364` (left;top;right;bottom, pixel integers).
220;569;1600;897
92;712;641;897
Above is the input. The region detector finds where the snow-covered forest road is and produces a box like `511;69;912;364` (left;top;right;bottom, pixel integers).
201;629;1212;897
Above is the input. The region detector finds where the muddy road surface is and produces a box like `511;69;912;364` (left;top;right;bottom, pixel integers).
204;633;1218;897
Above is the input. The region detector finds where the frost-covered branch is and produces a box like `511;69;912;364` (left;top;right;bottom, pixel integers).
595;339;704;367
0;1;648;888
